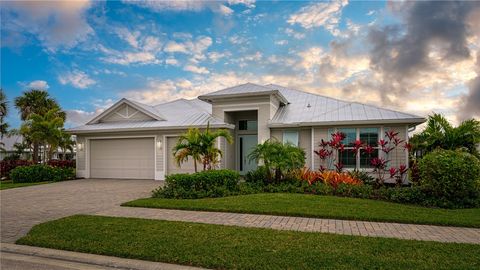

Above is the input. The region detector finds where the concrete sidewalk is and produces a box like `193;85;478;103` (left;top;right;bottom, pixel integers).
95;206;480;244
0;243;204;270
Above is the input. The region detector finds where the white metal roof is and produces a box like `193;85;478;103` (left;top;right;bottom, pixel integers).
69;98;232;133
69;83;424;133
264;84;424;126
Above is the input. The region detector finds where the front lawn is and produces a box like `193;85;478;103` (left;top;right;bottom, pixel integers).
0;180;52;190
17;215;480;269
124;193;480;228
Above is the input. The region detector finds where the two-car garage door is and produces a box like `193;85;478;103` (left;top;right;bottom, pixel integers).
90;138;154;179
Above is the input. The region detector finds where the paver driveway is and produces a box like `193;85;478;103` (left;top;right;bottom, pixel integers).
0;179;160;243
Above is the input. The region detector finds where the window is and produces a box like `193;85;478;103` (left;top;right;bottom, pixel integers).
338;128;357;168
283;130;299;146
330;127;380;169
359;128;379;168
238;120;257;131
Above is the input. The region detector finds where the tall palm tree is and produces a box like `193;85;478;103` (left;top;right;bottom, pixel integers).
15;89;65;162
198;124;233;170
173;128;203;172
21;108;65;162
0;89;8;143
411;113;480;157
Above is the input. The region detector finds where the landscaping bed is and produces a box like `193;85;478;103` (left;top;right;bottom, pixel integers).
17;215;480;270
124;193;480;228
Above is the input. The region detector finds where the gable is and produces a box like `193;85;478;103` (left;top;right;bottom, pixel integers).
100;104;156;123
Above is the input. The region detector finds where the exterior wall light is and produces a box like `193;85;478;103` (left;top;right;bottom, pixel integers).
77;142;84;151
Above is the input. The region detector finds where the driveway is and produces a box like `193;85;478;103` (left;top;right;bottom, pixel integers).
0;179;160;243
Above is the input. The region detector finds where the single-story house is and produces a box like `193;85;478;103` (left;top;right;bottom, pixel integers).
68;83;425;180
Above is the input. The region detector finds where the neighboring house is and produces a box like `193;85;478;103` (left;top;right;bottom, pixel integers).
68;83;425;180
0;134;76;161
0;135;29;160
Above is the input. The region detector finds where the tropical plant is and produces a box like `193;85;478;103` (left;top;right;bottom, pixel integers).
173;124;233;172
14;89;65;162
173;128;203;172
0;89;8;151
410;113;480;158
58;131;75;160
319;171;362;190
198;124;233;170
20;108;65;162
248;139;305;183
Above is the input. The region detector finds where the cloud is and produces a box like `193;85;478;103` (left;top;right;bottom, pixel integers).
122;0;245;15
284;28;306;40
208;51;231;63
66;109;98;126
58;70;96;89
1;0;93;51
22;80;50;90
166;58;180;66
275;40;288;46
288;0;349;36
115;27;141;48
164;35;213;63
103;51;159;65
459;53;480;120
184;65;210;74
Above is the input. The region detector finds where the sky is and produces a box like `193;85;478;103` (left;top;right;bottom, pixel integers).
1;0;479;129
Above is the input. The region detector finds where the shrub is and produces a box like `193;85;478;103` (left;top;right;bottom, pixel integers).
319;171;362;190
0;160;34;178
245;166;269;184
47;159;76;168
9;165;75;183
418;149;480;208
153;169;241;199
248;139;305;183
347;170;375;185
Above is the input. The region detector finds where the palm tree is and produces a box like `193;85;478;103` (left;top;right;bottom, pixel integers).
198;124;233;170
0;89;9;148
21;108;65;162
58;131;75;160
411;113;480;157
173;128;203;172
15;89;65;162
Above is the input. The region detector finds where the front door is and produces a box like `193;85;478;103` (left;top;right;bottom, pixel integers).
238;134;258;174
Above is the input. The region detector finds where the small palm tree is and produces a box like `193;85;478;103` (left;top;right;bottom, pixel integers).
21;108;65;162
58;131;75;160
0;89;8;150
173;128;203;172
411;113;480;157
198;124;233;170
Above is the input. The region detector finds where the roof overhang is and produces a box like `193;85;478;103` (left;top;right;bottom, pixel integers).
198;90;289;105
268;118;426;128
67;123;235;134
86;98;164;125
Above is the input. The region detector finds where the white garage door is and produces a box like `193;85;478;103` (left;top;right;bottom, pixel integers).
167;137;197;175
90;138;155;179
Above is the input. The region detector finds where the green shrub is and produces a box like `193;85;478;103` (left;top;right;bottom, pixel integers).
336;184;374;199
153;170;241;199
10;165;75;183
245;166;269;184
418;149;480;208
347;170;375;185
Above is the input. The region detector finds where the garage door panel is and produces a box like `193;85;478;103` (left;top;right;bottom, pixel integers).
167;137;196;174
90;138;154;179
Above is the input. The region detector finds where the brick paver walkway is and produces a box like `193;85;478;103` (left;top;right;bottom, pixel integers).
96;207;480;244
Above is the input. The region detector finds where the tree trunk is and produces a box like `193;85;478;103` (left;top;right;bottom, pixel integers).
32;142;39;163
194;160;197;173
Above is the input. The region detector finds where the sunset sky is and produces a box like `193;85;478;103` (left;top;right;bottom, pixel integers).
2;0;479;129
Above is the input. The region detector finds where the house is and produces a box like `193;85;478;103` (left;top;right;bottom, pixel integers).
68;83;425;180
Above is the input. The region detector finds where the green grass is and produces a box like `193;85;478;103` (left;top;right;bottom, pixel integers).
0;180;52;190
17;215;480;269
124;193;480;228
